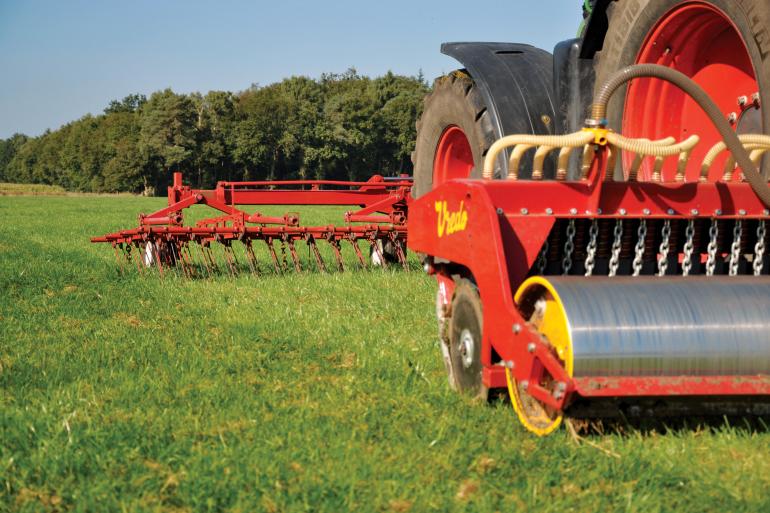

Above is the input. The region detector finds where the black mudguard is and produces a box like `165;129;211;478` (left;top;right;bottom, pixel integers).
441;42;558;177
441;42;557;141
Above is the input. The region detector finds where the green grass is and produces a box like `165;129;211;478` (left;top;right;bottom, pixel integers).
0;183;67;196
2;195;770;512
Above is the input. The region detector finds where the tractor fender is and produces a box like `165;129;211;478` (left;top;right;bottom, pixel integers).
440;42;557;176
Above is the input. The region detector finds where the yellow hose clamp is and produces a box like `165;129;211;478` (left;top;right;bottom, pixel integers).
582;127;610;146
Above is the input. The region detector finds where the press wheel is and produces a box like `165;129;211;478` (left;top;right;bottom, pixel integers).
447;279;488;401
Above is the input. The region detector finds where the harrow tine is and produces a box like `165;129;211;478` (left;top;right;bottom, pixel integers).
244;239;261;276
306;235;327;273
329;239;345;272
113;244;125;275
266;238;282;274
202;243;219;276
150;240;165;279
179;241;196;279
134;242;145;275
196;241;212;278
370;237;387;269
170;240;189;279
349;236;367;269
223;242;239;277
231;243;242;275
287;238;302;272
392;235;408;271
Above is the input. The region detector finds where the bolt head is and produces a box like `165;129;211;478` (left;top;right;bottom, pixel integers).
643;208;651;216
505;360;515;369
527;342;536;353
545;208;554;215
667;208;675;215
496;207;504;215
738;95;748;107
597;208;603;215
691;209;699;216
739;209;747;216
512;323;522;334
728;112;738;124
753;92;761;105
570;208;578;215
715;209;723;216
520;208;529;215
619;208;627;216
764;210;769;216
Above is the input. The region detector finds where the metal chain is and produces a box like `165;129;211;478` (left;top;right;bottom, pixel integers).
536;240;549;275
584;219;599;277
562;220;576;275
705;219;718;276
631;220;647;277
682;220;695;276
755;220;766;276
608;219;623;277
657;220;671;277
729;220;743;276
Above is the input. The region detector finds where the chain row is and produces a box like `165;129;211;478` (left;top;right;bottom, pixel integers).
536;218;769;277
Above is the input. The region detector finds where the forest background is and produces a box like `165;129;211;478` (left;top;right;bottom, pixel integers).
0;70;428;194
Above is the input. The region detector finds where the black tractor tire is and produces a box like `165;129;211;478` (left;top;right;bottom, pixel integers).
594;0;770;147
447;279;488;401
411;70;496;199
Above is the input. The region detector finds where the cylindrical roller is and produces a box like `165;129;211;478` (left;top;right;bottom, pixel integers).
515;276;770;378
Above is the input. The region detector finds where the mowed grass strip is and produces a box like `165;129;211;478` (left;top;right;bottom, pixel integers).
2;195;770;512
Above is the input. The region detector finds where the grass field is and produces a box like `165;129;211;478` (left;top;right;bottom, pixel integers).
2;194;770;512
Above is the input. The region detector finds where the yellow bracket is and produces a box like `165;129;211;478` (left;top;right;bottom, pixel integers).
582;127;610;146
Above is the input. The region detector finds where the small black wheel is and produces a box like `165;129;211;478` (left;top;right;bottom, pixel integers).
447;279;488;400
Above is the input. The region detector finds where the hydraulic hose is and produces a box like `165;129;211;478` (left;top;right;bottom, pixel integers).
591;64;770;208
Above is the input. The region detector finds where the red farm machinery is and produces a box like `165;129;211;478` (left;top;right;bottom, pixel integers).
94;0;770;435
92;173;411;276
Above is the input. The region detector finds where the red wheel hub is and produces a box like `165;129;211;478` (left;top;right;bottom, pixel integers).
433;126;474;187
623;2;759;182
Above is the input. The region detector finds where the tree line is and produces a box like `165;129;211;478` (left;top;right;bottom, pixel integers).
0;69;429;194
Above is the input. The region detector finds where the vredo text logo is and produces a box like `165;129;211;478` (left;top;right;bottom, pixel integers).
435;200;468;237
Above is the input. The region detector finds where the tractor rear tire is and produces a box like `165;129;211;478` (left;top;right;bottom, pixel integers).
412;70;496;199
593;0;770;180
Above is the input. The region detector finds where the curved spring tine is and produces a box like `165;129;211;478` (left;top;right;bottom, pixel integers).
370;237;387;269
180;242;197;279
201;243;218;276
390;233;408;270
113;244;125;275
244;239;260;276
349;236;367;269
266;238;282;274
222;243;238;277
306;236;327;273
329;239;345;272
287;239;302;272
150;240;164;279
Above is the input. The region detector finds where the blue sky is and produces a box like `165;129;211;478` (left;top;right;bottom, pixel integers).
0;0;581;138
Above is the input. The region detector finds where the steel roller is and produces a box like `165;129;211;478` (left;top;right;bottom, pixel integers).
516;276;770;377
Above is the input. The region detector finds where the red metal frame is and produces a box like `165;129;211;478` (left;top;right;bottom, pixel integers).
409;148;770;411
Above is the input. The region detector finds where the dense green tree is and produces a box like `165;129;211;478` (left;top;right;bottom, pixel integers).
0;134;29;181
138;89;199;194
0;71;429;193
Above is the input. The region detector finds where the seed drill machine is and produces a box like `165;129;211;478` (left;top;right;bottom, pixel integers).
95;0;770;435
